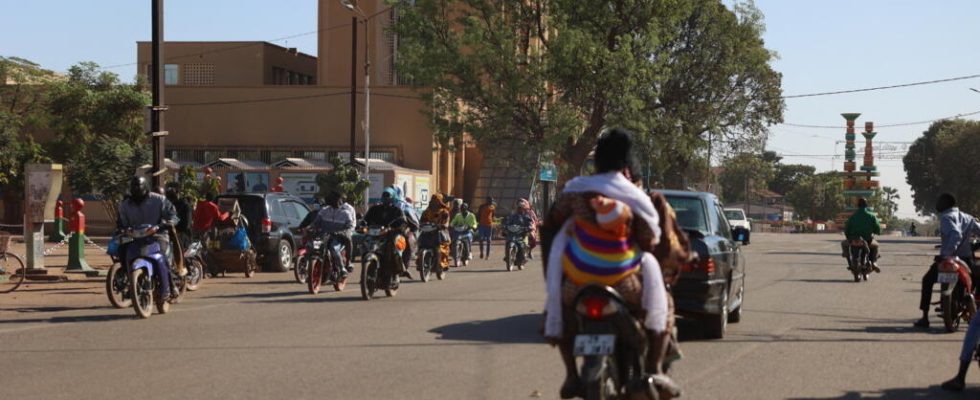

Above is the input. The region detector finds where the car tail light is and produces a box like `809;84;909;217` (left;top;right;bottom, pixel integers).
261;217;272;233
576;296;615;320
682;257;716;274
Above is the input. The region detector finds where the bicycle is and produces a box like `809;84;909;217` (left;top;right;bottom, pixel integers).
0;233;26;293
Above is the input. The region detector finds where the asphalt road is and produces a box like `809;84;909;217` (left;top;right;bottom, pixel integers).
0;233;976;399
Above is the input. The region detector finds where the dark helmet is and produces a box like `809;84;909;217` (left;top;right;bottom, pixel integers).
129;176;150;202
324;190;342;208
936;193;957;213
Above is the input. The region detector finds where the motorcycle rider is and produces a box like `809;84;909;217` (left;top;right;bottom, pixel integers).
309;190;356;274
364;188;411;280
503;203;535;265
540;128;674;399
165;182;193;249
450;202;478;261
915;193;980;329
477;197;496;259
391;186;420;276
117;176;180;298
418;193;452;272
839;197;882;272
516;198;539;260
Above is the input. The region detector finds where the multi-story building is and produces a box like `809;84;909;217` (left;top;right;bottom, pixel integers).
135;0;472;208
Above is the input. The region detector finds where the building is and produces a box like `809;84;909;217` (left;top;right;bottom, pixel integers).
134;0;471;207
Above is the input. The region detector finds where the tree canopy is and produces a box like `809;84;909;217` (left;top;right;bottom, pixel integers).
904;120;980;215
389;0;783;185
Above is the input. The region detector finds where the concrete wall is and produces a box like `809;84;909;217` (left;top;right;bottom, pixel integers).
263;44;318;84
162;85;435;172
137;42;317;86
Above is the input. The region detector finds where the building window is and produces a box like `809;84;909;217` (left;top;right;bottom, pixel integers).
184;64;215;85
288;71;297;85
164;64;179;85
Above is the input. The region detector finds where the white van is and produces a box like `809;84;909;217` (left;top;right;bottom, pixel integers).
724;208;751;231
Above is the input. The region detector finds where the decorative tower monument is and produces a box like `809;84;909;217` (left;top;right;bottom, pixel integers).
836;113;880;227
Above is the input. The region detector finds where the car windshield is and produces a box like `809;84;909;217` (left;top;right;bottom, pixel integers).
665;196;709;233
725;209;745;221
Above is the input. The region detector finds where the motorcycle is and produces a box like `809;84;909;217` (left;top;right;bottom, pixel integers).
504;224;528;271
105;235;131;309
572;284;659;400
121;225;184;319
937;256;978;333
846;238;873;282
360;220;408;300
295;232;312;284
182;240;205;291
307;231;350;294
417;223;445;282
451;225;472;268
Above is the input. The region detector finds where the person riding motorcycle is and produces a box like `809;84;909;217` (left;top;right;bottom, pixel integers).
915;193;980;329
450;202;478;261
515;198;539;259
309;190;356;274
840;197;882;272
117;176;180;298
418;193;452;272
503;205;535;262
540;128;675;399
391;186;420;276
364;188;411;280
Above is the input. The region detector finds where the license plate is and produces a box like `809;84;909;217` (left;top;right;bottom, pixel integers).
938;272;960;284
573;334;615;356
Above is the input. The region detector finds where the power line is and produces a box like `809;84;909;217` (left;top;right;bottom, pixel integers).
100;21;354;70
783;73;980;99
781;109;980;129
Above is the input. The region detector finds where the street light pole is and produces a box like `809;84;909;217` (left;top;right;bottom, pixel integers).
342;0;372;206
348;15;357;165
150;0;167;189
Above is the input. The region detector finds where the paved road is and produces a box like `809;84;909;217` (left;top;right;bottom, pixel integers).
0;233;976;399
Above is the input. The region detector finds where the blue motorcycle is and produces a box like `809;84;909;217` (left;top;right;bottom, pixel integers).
121;225;183;319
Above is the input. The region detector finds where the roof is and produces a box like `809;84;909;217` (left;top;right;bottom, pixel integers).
272;158;333;170
752;188;784;198
354;157;429;174
205;158;269;170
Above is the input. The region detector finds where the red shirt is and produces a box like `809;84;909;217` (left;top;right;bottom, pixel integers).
192;200;227;232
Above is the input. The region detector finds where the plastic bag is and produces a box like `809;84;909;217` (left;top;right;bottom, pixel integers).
107;236;120;256
225;226;249;251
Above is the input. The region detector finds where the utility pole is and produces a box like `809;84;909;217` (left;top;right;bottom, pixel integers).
150;0;167;189
348;15;358;164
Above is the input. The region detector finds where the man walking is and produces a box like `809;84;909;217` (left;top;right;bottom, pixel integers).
477;197;496;259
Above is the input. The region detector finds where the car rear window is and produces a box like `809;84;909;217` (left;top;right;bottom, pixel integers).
665;196;708;233
725;209;745;221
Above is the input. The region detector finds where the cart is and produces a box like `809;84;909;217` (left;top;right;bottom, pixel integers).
206;198;258;277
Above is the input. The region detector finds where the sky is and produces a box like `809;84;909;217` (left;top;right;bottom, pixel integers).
3;0;980;219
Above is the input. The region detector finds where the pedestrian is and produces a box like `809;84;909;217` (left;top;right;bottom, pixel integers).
477;196;496;259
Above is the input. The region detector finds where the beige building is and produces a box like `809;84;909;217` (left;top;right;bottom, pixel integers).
134;0;472;207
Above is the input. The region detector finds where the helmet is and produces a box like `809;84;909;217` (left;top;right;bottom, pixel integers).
381;187;397;205
129;176;150;203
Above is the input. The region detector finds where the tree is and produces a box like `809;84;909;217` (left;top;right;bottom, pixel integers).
786;172;844;221
904;120;980;215
45;62;150;202
316;156;371;207
870;186;900;227
718;151;778;203
390;0;783;184
769;164;815;196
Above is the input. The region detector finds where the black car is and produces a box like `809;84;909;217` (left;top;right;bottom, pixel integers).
216;192;312;272
659;189;747;339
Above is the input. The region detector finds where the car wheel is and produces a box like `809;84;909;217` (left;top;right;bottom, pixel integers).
271;239;292;272
705;287;728;339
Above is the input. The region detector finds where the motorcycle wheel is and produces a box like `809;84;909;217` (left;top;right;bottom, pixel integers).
131;269;153;319
517;246;526;270
385;264;399;297
582;357;618;400
419;250;431;283
454;242;463;268
294;255;310;284
942;293;960;333
106;262;132;309
333;271;347;292
185;258;203;291
308;257;323;295
361;255;380;300
506;243;516;272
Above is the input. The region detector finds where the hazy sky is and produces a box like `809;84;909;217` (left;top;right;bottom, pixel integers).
3;0;979;219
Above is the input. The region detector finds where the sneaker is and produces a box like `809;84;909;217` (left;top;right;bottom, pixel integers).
913;318;930;328
941;378;965;392
871;263;881;273
401;270;414;280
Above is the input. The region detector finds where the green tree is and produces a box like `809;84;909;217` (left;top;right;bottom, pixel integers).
316;156;370;206
45;62;150;201
869;186;900;227
0;56;55;190
390;0;783;184
786;172;844;221
904;120;980;214
718;151;778;203
768;164;815;196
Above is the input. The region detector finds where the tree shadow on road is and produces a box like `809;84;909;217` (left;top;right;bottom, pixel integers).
0;312;132;325
429;313;544;344
788;385;974;399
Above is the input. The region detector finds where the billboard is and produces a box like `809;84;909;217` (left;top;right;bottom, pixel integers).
279;173;320;201
226;172;270;193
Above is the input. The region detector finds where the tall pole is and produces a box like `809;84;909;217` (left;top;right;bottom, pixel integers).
349;16;358;164
363;18;371;207
151;0;167;189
